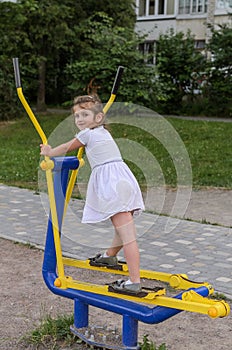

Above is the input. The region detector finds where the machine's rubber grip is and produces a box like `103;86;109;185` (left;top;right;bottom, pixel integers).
13;57;21;88
111;66;124;95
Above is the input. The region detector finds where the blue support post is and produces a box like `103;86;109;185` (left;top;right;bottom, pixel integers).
122;314;139;349
74;298;89;329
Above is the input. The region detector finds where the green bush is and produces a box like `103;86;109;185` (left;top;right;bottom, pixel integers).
140;334;167;350
24;314;76;348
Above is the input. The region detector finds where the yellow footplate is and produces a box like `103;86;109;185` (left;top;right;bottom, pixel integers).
143;287;166;300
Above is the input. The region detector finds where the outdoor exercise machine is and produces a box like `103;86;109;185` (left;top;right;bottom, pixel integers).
13;58;230;350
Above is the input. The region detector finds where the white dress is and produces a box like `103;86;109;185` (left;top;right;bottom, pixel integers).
76;126;145;223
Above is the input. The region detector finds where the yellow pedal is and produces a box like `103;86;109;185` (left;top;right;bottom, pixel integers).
143;288;166;300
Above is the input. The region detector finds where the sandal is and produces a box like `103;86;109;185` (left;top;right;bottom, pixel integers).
109;279;142;294
89;253;118;267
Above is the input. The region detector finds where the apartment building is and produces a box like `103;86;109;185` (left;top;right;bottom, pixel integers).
135;0;232;55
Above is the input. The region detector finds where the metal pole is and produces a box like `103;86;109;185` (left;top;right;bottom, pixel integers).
122;314;139;349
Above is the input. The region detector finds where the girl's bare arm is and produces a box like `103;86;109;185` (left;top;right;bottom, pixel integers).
40;138;84;157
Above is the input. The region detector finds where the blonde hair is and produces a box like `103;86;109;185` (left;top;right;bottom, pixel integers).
73;95;103;114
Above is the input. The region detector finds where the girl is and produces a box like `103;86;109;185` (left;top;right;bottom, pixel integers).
40;95;145;293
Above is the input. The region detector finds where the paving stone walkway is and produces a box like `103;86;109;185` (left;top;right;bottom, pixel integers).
0;183;232;296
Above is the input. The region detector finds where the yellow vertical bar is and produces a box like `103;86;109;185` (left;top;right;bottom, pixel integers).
16;87;65;279
45;168;65;278
63;147;84;217
103;94;116;114
17;88;47;145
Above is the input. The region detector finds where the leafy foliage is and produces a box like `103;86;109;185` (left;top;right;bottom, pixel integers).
0;0;231;118
18;0;86;110
0;1;28;120
65;12;157;106
0;0;137;118
204;24;232;117
79;0;136;28
155;28;206;114
140;334;167;349
23;313;77;348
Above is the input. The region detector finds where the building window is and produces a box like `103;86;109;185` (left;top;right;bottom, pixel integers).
137;0;175;16
194;40;205;50
149;0;155;14
179;0;207;13
179;0;190;14
139;0;146;15
158;0;165;14
216;0;232;8
167;0;175;14
139;41;156;64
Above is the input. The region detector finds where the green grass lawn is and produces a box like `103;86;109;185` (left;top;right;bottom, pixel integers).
167;118;232;188
0;112;231;190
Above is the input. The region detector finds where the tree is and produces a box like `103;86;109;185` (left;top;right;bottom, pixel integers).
204;24;232;117
19;0;136;111
155;28;205;114
79;0;136;28
18;0;88;111
0;1;29;120
64;13;157;106
0;0;137;117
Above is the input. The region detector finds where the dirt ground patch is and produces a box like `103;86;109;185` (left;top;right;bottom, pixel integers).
1;237;232;350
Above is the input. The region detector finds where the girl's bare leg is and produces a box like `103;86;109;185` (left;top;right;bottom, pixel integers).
110;212;140;283
106;233;123;257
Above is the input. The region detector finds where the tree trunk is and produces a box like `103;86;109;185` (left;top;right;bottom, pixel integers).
37;58;47;112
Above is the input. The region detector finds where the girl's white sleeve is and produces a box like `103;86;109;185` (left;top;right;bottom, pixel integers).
75;128;90;146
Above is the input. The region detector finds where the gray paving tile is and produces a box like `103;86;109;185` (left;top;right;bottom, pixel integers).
1;183;232;296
